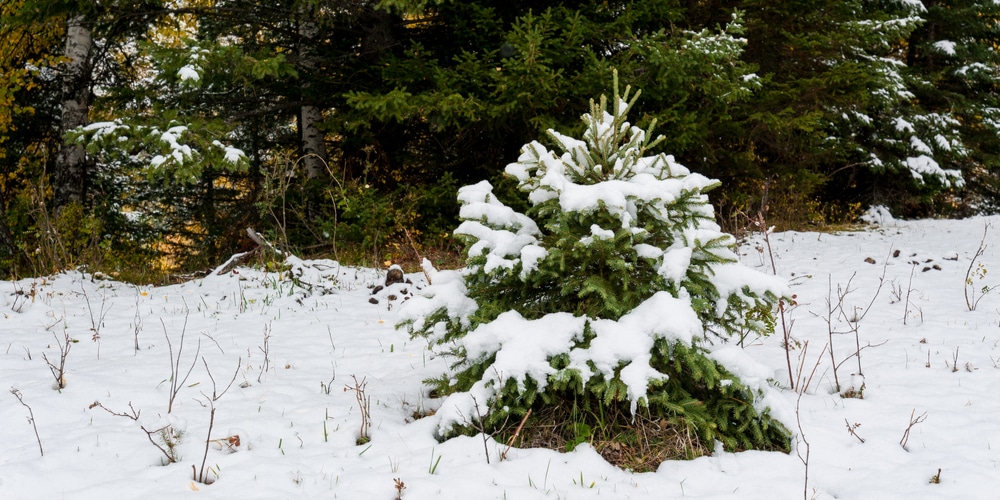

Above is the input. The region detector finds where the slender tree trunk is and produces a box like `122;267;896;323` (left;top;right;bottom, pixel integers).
299;106;326;179
297;6;327;180
54;13;93;209
0;200;21;270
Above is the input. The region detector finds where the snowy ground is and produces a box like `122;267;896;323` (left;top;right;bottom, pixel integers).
2;215;999;499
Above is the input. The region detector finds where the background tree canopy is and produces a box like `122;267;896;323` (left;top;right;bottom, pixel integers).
1;0;998;280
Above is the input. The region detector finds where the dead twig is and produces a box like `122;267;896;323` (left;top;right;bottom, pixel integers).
194;356;242;484
42;326;73;390
844;419;865;444
163;315;200;413
899;409;928;451
501;409;533;461
345;375;371;445
10;388;44;457
90;401;181;464
964;223;996;311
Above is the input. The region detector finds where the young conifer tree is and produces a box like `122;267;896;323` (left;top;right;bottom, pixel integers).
402;74;791;456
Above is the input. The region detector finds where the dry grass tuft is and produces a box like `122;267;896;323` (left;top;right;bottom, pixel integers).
498;403;711;472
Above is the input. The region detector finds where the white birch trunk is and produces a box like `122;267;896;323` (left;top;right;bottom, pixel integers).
54;13;93;208
297;7;328;180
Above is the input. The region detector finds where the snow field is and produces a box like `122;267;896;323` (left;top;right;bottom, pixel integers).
1;215;999;499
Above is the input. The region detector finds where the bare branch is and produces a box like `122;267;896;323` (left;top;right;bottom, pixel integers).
899;410;928;451
10;388;43;457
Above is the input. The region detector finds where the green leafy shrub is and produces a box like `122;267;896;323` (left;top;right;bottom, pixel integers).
401;77;791;465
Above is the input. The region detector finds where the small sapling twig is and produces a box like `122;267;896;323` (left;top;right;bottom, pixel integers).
844;419;865;443
825;275;844;393
904;263;918;325
320;361;336;395
501;409;532;461
795;389;811;500
795;340;827;500
751;211;798;390
823;258;887;395
132;293;143;354
194;356;242;484
899;409;928;451
258;323;272;383
394;477;406;500
345;375;371;444
469;394;493;464
81;281;110;359
162;315;200;413
842;251;889;377
42;326;74;389
964;223;996;311
90;401;181;464
10;388;43;456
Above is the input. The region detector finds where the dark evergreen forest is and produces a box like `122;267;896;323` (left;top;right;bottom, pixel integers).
2;0;998;281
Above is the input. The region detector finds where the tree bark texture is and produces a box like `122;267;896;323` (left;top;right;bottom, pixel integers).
54;13;93;209
297;6;328;180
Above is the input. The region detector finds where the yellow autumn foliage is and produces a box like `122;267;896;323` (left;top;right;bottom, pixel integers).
0;0;65;160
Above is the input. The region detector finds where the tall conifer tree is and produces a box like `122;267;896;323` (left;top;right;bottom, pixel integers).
906;0;1000;212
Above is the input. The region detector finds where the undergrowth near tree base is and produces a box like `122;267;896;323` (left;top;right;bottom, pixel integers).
499;401;711;472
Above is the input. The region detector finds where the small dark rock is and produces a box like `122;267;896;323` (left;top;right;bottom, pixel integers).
368;297;379;304
864;257;876;264
385;266;405;286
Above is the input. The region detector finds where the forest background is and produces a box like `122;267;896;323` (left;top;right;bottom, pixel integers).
2;0;999;283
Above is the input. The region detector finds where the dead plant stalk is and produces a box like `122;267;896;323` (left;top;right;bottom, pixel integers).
80;281;110;359
10;388;44;457
964;223;997;311
42;325;73;390
162;315;200;413
822;255;888;393
899;410;928;451
753;212;797;390
91;401;180;465
194;357;242;484
795;341;828;500
345;375;371;444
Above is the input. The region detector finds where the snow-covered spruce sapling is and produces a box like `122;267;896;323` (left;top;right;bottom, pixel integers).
401;77;791;467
